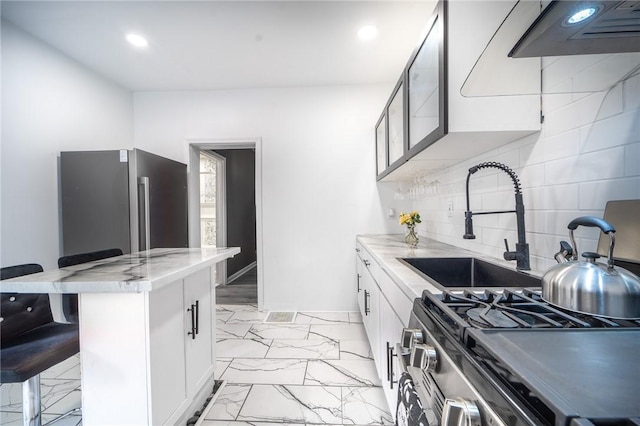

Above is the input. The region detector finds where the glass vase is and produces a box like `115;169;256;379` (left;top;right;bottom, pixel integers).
405;225;419;247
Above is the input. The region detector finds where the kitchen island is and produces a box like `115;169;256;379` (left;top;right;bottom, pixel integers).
1;247;240;426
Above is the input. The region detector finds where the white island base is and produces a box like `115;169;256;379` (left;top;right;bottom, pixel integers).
2;247;240;426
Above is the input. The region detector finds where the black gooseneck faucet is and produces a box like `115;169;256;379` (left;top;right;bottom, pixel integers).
464;162;530;271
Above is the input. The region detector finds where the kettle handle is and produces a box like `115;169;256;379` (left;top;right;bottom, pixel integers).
568;216;616;234
567;216;616;269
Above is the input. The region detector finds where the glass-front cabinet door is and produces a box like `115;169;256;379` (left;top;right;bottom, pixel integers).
375;114;387;176
409;18;440;148
374;0;446;181
407;3;446;157
387;82;405;166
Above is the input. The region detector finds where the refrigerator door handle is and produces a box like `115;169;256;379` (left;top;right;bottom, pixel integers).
138;177;151;251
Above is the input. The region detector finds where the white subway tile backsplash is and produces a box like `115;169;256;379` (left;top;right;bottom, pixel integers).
542;93;574;114
578;177;640;210
521;130;579;165
519;163;546;188
542;55;608;92
525;184;580;210
543;91;612;137
543;210;602;237
544;147;625;185
625;143;640;176
589;83;623;119
579;110;640;153
405;72;638;267
481;189;517;211
466;173;498;193
525;210;545;232
473;212;500;230
496;213;517;232
527;232;558;259
491;149;521;172
482;227;517;252
623;74;640;110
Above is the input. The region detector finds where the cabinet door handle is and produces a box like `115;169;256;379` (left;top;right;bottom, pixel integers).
187;303;196;340
194;300;200;335
386;341;391;381
364;290;370;315
357;274;361;292
389;343;396;390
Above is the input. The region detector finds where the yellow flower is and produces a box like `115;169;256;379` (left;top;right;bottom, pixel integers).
399;211;422;226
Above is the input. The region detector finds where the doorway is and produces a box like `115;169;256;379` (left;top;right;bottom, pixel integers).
187;138;263;309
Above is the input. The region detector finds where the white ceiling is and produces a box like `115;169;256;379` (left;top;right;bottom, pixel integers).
1;1;435;92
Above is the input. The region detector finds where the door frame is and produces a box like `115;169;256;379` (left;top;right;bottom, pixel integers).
186;138;263;309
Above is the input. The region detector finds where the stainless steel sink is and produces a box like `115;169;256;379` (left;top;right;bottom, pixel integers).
399;257;540;288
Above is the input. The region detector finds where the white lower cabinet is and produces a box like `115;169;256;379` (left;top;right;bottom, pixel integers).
148;267;215;425
379;295;404;416
360;259;381;374
79;266;217;425
149;281;188;424
355;243;411;420
184;268;214;394
356;248;365;314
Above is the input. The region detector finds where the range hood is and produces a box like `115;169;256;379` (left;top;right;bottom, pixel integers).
461;0;640;97
510;0;640;58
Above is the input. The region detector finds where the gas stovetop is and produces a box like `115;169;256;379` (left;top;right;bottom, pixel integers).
421;288;640;342
416;288;640;426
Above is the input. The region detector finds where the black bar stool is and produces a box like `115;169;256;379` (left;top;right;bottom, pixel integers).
55;248;124;323
1;264;80;426
57;248;124;268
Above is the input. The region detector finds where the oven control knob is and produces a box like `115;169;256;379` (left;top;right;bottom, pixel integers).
441;398;481;426
401;328;424;350
410;343;437;373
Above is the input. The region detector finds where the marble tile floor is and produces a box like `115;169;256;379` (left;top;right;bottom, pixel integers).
207;305;392;425
0;305;392;426
0;354;82;425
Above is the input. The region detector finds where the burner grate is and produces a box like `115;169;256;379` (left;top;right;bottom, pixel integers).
424;288;640;333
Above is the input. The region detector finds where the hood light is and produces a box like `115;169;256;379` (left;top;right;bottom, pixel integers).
126;33;149;48
358;25;378;41
566;6;598;24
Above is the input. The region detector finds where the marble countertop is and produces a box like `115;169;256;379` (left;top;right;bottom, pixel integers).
356;234;543;301
0;247;240;294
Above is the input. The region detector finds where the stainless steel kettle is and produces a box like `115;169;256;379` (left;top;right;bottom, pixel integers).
542;216;640;319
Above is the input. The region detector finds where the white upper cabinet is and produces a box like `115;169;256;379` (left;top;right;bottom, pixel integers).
377;0;541;181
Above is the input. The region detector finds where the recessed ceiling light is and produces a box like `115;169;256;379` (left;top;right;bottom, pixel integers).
358;25;378;41
566;6;598;24
126;33;148;48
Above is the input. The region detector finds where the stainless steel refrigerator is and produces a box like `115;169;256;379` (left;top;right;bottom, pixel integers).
59;149;189;256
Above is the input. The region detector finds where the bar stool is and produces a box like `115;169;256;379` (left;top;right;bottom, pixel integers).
55;248;124;323
57;248;124;268
0;264;80;426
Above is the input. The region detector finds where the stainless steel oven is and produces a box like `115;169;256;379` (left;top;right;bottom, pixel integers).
395;318;505;426
395;288;640;426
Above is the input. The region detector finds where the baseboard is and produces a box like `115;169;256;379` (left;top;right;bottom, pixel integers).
226;261;257;284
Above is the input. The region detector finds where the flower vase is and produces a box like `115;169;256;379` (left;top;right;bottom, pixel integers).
405;225;419;247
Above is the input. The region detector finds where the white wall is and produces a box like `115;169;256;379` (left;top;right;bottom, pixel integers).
1;21;133;269
404;65;640;274
134;86;395;310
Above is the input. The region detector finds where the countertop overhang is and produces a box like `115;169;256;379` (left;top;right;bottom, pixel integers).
0;247;240;294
